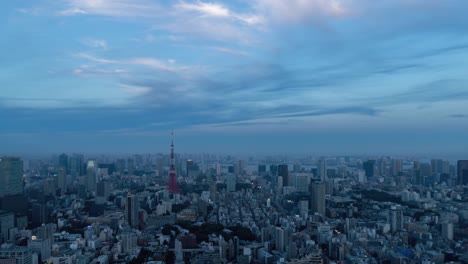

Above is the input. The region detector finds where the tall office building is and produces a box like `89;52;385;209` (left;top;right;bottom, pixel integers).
227;174;236;192
363;160;375;179
215;162;221;176
125;195;139;228
58;153;68;173
0;211;14;243
310;182;326;215
278;165;289;186
0;157;23;197
317;159;327;181
86;160;97;193
57;167;66;196
275;227;286;252
269;165;278;177
258;165;267;175
377;158;387;176
387;208;404;233
457;160;468;186
69;154;83;177
391;159;403;176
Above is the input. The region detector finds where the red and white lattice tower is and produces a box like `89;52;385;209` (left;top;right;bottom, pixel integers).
167;131;180;193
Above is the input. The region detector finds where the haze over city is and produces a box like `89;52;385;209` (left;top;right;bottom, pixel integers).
1;0;468;156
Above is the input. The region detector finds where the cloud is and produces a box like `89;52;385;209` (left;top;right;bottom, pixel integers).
81;38;108;49
74;53;199;73
59;0;161;17
73;68;128;75
175;1;231;18
209;47;249;57
253;0;349;24
175;1;264;25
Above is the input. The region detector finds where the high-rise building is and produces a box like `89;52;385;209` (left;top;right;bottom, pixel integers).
125;195;139;228
0;245;32;264
0;157;23;197
293;164;301;173
0;211;14;243
57;167;66;196
317;159;327;181
275;227;286;252
363;160;375;179
391;159;403;176
215;163;221;176
457;160;468;186
227;174;236;192
58;153;68;174
258;165;266;175
387;208;403;233
278;165;289;186
69;154;83;177
269;165;278;177
294;174;309;193
28;238;51;262
377;158;387;176
310;182;326;215
86;160;97;193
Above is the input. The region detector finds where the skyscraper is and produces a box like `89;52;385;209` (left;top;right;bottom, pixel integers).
125;194;139;228
317;159;327;181
58;153;68;173
57;167;66;196
86;160;97;193
363;160;375;179
0;157;23;197
227;174;236;192
278;164;288;186
310;182;326;215
457;160;468;186
391;159;403;176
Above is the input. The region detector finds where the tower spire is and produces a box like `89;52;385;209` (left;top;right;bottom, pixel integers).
167;129;180;193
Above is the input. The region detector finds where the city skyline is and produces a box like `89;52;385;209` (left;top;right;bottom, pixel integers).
2;0;468;155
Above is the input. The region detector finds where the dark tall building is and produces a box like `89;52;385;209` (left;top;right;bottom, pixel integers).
278;165;289;186
58;153;68;173
270;165;278;177
457;160;468;186
310;182;326;215
0;157;23;197
126;194;139;228
363;160;376;178
258;165;266;175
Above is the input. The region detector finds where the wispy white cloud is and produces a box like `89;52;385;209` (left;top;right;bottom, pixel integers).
73;68;128;75
120;84;152;96
175;1;264;25
175;1;230;18
81;38;108;49
58;0;161;17
74;53;117;64
210;47;249;57
253;0;350;24
74;53;199;73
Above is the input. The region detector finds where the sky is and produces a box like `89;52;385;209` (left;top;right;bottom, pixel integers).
1;0;468;157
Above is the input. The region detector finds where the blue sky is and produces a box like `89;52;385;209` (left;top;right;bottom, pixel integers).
1;0;468;156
